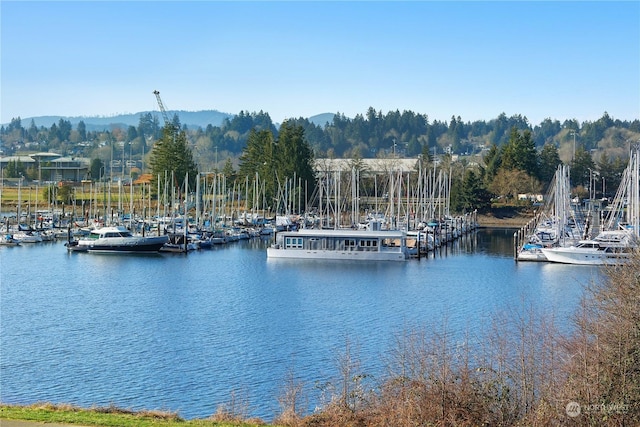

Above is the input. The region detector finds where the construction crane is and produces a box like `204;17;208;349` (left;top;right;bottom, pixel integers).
153;90;174;129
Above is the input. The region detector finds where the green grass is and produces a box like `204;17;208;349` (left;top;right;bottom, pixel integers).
0;403;274;427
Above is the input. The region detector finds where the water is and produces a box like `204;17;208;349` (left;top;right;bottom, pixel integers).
0;228;601;420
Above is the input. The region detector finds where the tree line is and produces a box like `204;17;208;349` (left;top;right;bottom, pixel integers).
2;109;638;213
3;109;638;161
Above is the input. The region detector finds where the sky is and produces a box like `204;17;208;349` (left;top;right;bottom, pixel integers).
1;1;639;127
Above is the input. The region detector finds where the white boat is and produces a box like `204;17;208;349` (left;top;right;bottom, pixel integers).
540;233;635;265
12;230;43;243
543;146;640;265
0;233;21;246
267;228;409;261
67;226;168;253
517;243;548;262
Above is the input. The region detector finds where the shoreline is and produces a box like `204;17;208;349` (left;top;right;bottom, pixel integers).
476;213;532;228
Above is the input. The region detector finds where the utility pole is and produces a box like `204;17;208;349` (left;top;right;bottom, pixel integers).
570;131;577;161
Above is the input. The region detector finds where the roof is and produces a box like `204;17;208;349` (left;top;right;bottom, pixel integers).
134;173;153;184
314;158;420;173
30;152;62;158
278;228;406;238
0;155;36;163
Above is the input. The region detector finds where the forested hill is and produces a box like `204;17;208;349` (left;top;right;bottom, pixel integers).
2;108;639;167
4;111;336;132
12;110;234;131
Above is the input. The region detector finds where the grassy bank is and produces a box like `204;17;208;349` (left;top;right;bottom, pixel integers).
476;205;534;227
0;185;145;212
0;403;273;427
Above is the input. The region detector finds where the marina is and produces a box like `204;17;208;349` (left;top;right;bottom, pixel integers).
1;228;601;421
514;146;640;265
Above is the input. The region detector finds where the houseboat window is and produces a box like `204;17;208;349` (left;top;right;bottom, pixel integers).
285;237;303;249
359;239;378;249
344;239;356;247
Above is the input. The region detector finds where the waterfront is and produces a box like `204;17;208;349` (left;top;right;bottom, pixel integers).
0;228;601;421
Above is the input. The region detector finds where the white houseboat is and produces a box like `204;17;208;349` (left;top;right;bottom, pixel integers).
267;228;409;261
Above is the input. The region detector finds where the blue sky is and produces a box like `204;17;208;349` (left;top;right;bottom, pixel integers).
2;1;639;126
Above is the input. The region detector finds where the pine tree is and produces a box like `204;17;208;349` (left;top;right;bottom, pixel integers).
276;121;316;208
238;123;316;212
501;128;539;178
149;124;198;196
538;143;561;190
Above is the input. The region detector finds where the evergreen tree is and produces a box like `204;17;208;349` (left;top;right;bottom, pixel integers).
77;120;87;141
570;146;595;188
533;118;561;146
501;127;539;178
89;158;104;181
5;160;26;178
222;158;236;183
538;143;561;189
48;123;59;144
127;126;138;142
238;123;316;212
452;169;491;212
57;118;72;142
27;119;38;142
238;129;277;206
483;143;502;185
275;121;316;209
149;124;198;196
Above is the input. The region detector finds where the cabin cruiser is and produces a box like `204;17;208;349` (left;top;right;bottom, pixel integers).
66;226;168;253
540;230;636;265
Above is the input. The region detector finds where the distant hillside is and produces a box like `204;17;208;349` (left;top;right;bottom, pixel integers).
16;110;234;131
11;111;337;131
308;113;335;127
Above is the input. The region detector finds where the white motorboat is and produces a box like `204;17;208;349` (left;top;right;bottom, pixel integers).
540;235;634;265
267;228;409;261
67;226;168;253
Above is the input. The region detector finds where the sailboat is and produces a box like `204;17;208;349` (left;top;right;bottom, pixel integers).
516;164;581;261
541;146;640;265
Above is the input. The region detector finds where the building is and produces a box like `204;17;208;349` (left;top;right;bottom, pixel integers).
0;152;90;182
314;158;421;173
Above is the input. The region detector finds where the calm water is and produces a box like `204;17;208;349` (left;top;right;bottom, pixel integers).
0;228;601;420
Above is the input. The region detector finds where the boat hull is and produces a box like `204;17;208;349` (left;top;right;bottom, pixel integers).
540;247;630;265
88;242;168;253
267;247;407;261
77;236;168;253
517;249;548;262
